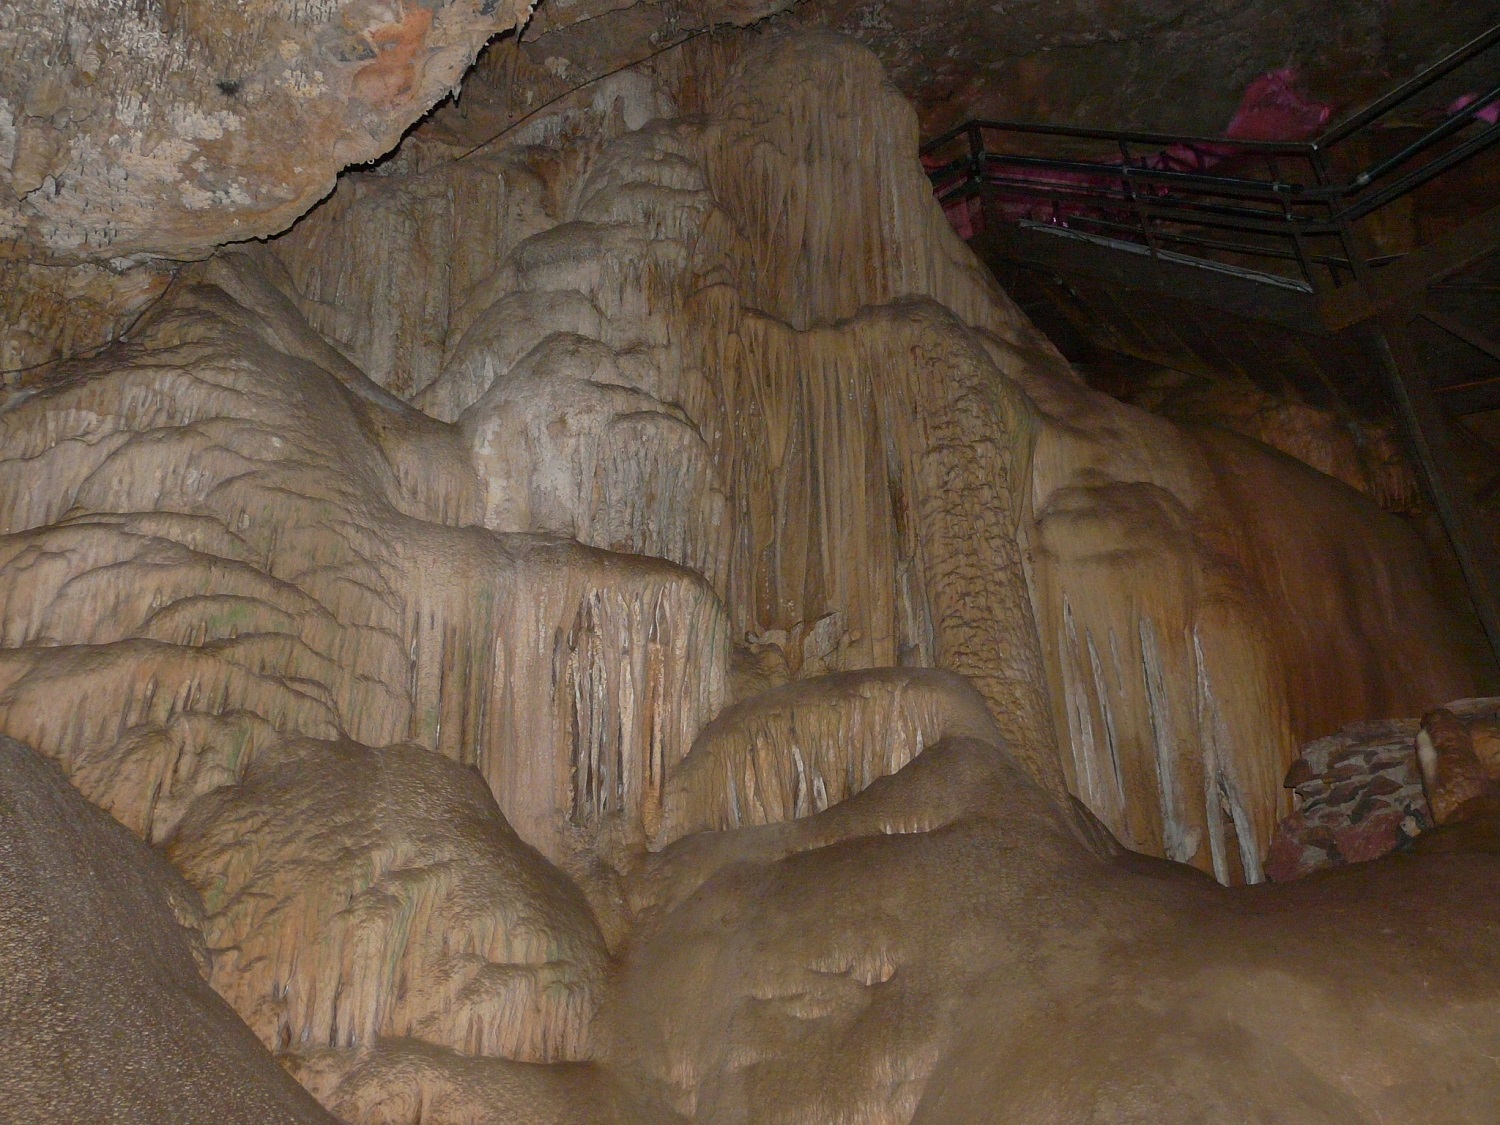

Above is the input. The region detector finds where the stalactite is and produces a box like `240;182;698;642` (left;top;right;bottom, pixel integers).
399;527;730;864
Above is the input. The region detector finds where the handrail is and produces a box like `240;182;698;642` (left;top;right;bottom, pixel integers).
975;151;1313;197
923;21;1500;160
922;22;1500;292
1317;22;1500;145
1341;118;1500;220
1347;81;1500;189
922;118;1316;155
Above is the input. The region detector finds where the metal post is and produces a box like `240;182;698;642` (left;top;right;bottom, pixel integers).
1371;313;1500;665
1118;139;1161;257
967;124;1000;240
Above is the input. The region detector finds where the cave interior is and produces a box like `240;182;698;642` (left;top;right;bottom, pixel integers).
4;2;1500;1123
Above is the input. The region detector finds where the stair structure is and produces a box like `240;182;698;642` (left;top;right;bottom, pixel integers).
925;25;1500;665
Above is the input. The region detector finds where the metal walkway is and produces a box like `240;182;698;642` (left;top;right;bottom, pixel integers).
924;24;1500;665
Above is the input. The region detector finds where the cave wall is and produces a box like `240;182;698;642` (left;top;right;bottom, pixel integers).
1;26;1477;891
1004;336;1475;881
0;25;1496;1125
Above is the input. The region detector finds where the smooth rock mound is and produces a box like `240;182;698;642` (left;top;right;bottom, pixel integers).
0;735;337;1125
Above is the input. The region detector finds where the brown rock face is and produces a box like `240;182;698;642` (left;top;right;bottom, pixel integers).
1419;698;1500;826
0;0;537;264
1;25;1498;1125
0;735;337;1125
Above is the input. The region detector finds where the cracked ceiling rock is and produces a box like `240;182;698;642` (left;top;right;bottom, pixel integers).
0;0;536;263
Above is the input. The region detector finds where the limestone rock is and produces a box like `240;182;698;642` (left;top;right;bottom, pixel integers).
262;31;1062;802
615;727;1500;1125
4;25;1472;906
459;331;731;596
0;735;337;1125
1119;366;1421;513
781;0;1499;139
265;150;560;402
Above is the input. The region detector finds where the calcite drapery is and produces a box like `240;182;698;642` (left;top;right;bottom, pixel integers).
0;254;730;867
1004;334;1473;882
252;31;1478;886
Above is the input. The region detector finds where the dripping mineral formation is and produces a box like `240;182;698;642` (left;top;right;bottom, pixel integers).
1;19;1497;1125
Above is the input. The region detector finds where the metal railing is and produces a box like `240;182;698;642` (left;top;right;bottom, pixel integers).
921;23;1500;293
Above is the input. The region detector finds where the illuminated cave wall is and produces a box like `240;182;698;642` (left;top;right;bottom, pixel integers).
0;27;1493;1125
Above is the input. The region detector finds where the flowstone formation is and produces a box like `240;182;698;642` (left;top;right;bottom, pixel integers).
1;27;1497;1125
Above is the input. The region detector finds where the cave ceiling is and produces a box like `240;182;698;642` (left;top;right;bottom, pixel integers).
7;0;1500;273
436;0;1500;157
